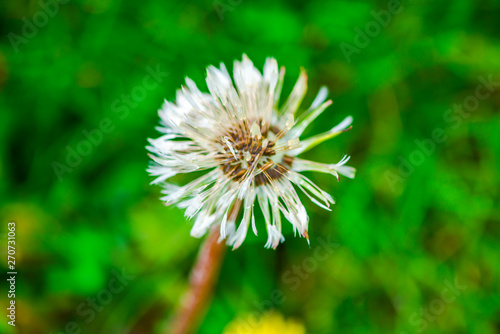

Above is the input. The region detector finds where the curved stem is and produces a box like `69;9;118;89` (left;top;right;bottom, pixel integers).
171;228;226;334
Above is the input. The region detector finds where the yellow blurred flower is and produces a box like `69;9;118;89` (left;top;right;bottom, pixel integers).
223;311;306;334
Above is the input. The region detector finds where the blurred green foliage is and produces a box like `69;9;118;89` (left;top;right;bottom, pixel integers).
1;0;499;333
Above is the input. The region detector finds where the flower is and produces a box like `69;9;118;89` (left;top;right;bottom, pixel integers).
223;312;307;334
147;55;355;249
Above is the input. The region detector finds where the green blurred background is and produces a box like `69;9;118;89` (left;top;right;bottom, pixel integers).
1;0;499;333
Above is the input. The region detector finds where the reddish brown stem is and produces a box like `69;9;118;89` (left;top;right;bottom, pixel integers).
170;228;226;334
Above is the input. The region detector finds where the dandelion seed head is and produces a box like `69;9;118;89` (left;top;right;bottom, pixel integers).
147;55;355;249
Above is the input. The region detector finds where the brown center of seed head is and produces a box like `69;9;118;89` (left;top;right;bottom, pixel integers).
218;122;294;186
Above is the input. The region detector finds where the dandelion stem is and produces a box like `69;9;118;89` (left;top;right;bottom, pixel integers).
171;227;226;334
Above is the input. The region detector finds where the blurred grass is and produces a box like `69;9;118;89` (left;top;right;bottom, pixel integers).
1;0;499;333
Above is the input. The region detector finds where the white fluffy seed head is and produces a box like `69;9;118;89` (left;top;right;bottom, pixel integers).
147;55;355;249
